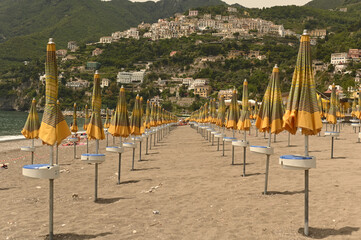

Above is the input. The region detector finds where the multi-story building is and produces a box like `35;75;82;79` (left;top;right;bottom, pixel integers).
116;70;145;84
100;78;110;88
194;85;212;98
348;49;361;60
227;7;238;13
65;80;89;89
331;52;349;65
218;89;234;100
310;29;327;38
99;36;113;44
188;10;198;17
56;49;67;57
67;41;79;52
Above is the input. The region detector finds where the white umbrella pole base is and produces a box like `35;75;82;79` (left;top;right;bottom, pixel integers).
81;154;106;164
21;146;35;152
279;155;316;170
106;146;124;153
22;164;60;179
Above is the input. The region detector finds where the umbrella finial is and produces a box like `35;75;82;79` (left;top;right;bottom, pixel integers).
273;64;279;72
74;102;76;107
121;85;124;88
274;64;278;68
303;29;309;35
48;38;54;44
95;70;99;74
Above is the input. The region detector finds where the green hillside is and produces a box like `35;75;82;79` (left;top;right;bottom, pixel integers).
0;0;224;70
305;0;345;9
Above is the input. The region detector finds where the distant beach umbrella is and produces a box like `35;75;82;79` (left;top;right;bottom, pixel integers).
108;86;131;138
86;71;105;140
351;98;357;118
238;80;251;131
104;108;110;129
202;102;209;123
217;95;226;127
226;90;239;130
253;98;259;119
22;98;40;139
256;65;284;134
144;100;151;129
83;105;89;131
70;103;78;133
156;104;162;126
281;30;322;236
316;94;324;118
327;84;337;124
130;95;143;136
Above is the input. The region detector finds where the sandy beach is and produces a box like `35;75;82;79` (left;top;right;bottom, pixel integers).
0;124;361;240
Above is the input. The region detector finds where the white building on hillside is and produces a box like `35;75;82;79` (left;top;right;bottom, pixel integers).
117;70;145;84
331;52;349;65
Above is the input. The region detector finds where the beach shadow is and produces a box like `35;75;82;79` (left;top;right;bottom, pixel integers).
132;167;160;171
243;172;263;177
0;187;12;191
309;150;322;153
95;197;125;204
232;163;254;166
332;157;346;159
119;180;140;185
298;226;359;239
148;152;159;155
44;232;112;239
267;190;305;195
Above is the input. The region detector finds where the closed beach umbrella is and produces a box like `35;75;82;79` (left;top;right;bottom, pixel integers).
326;84;337;124
145;100;151;129
253;98;259;119
104;108;110;129
130;95;143;136
150;103;157;127
83;105;89;131
351;98;357;118
108;86;131;138
22;98;40;139
21;98;40;164
210;99;217;124
238;80;251;131
203;102;209;123
217;95;226;127
86;71;105;140
256;65;284;134
70;103;78;133
255;64;284;194
282;30;322;236
85;70;105;202
226;90;239;131
336;93;341;118
38;38;71;240
108;86;130;184
317;94;324;118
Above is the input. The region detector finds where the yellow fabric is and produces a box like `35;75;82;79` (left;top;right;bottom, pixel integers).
283;110;322;135
70;103;78;133
255;117;284;134
39;40;70;145
21;99;40;139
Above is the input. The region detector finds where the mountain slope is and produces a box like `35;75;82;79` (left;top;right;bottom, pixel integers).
0;0;224;70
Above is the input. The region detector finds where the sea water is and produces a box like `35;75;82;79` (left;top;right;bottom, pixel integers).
0;111;87;140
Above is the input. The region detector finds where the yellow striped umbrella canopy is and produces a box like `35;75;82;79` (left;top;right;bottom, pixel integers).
161;108;165;125
156;105;162;126
357;92;361;119
327;84;337;124
238;80;251;131
226;90;239;130
211;99;217;123
21;98;40;139
70;103;78;133
316;94;324;118
104;108;110;128
83;105;89;131
351;98;357;117
216;95;226;127
144;100;151;129
203;103;209;123
140;97;145;133
130;95;143;136
256;65;284;134
108;86;131;138
335;93;341;118
283;31;322;135
253;98;259;119
150;103;157;127
39;38;70;145
86;71;105;140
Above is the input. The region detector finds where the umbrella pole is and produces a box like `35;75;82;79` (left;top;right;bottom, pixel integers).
74;138;76;159
304;135;309;236
86;138;89;153
49;145;54;240
264;131;272;194
95;140;99;202
117;136;122;185
232;145;234;165
56;145;58;165
106;130;108;147
242;130;247;177
139;141;142;161
222;139;225;156
150;131;152;150
287;132;290;147
274;134;276;143
31;139;34;164
217;138;220;151
113;135;115;145
131;136;135;170
146;135;149;155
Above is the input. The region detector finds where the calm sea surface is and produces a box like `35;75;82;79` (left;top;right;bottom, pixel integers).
0;111;87;137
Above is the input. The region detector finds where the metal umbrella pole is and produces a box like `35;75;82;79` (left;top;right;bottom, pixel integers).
242;130;247;177
49;145;54;240
149;130;152;150
288;132;291;147
264;131;271;194
131;136;135;170
146;134;149;155
73;136;76;159
31;139;34;164
117;137;122;185
106;130;109;147
304;135;309;236
95;140;99;202
139;140;142;161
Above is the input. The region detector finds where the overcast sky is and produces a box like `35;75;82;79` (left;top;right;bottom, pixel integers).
129;0;311;8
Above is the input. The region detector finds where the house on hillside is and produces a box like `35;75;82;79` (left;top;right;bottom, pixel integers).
92;48;103;56
99;36;112;44
67;41;79;52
